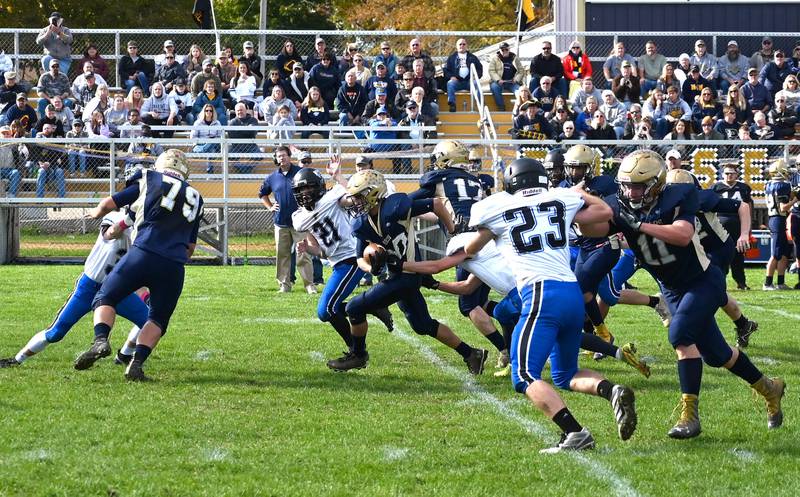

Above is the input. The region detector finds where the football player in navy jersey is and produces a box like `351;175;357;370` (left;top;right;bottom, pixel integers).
666;169;758;347
712;165;754;290
763;159;795;290
77;149;204;381
408;140;508;369
466;158;637;453
595;149;785;438
330;169;488;374
559;144;621;351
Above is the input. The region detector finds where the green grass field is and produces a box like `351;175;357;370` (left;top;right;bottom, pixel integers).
0;264;797;497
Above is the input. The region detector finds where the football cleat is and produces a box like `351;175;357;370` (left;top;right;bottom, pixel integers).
775;283;792;290
668;394;701;439
464;348;488;375
305;284;318;295
620;343;651;378
495;349;510;369
327;351;369;372
735;320;758;348
594;323;614;344
0;357;20;368
610;385;637;441
762;284;777;291
540;428;595;454
114;350;133;366
654;293;672;327
752;376;786;429
74;337;111;370
124;360;150;382
370;307;394;332
493;364;511;378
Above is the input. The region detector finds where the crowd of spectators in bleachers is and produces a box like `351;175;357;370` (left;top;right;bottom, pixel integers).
1;10;799;197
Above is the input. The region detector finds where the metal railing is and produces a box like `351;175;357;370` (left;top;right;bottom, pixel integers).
1;135;797;262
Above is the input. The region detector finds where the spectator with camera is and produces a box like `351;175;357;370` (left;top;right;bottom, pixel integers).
36;12;72;74
603;42;637;89
169;78;195;124
612;60;641;108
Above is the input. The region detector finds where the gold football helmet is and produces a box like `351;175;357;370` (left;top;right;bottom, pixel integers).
617;150;667;210
768;159;789;180
345;169;388;217
563;144;598;184
467;147;482;172
155;149;190;180
432;140;470;169
665;169;695;185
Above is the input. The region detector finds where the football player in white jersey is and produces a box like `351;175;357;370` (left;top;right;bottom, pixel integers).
465;157;637;453
0;211;149;368
292;163;393;363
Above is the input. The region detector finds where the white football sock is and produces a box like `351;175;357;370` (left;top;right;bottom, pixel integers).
119;326;141;356
15;331;49;363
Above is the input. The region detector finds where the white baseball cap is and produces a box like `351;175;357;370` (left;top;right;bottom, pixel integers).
666;149;681;160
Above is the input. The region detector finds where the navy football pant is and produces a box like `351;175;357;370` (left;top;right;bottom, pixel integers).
346;272;438;336
456;266;491;317
768;216;791;259
94;246;185;333
660;265;732;367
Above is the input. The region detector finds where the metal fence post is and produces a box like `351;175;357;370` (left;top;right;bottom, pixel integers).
114;33;120;89
13;32;19;73
109;143;116;196
221;136;229;266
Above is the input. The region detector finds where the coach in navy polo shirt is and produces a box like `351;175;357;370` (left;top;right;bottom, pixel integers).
259;145;315;293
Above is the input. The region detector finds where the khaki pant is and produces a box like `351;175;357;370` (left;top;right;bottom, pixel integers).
275;225;313;288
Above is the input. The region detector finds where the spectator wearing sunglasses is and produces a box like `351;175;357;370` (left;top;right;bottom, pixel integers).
750;36;776;73
767;93;797;138
374;42;398;77
488;42;523;112
759;50;796;99
529;40;567;97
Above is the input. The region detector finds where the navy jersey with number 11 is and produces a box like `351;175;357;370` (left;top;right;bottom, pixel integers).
112;169;204;264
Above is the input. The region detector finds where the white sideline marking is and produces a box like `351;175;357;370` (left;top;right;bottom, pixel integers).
242;317;320;325
382;446;410;461
729;448;760;462
743;304;800;321
22;449;51;461
195;350;213;361
202;447;229;462
309;351;326;362
392;326;642;497
753;356;779;366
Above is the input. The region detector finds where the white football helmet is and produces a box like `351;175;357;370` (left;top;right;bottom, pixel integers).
155;149;190;180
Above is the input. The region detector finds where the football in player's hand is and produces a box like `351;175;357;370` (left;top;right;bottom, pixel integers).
364;243;387;269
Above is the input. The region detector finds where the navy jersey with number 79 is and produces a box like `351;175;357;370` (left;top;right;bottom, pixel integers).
112;169;204;264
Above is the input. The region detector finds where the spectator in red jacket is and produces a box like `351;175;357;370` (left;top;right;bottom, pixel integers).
562;40;593;87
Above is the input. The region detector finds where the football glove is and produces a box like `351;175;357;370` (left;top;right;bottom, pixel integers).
617;206;642;232
386;253;403;273
419;274;440;290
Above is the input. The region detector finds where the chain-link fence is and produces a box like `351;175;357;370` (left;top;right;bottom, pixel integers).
1;136;798;261
3;28;799;91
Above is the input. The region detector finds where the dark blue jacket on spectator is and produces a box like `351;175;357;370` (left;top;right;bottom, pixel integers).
5;104;38;131
336;81;368;117
691;102;723;130
512;112;553;138
365;76;397;102
0;83;26;114
258;164;302;228
742;81;771;112
308;63;340;96
444;52;483;82
759;61;797;96
301;103;330;126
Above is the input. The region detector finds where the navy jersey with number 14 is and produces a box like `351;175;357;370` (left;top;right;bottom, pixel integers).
112;169;204;264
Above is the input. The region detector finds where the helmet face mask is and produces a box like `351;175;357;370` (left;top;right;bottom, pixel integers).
543;148;565;187
345;169;388;218
563;144;597;185
467;148;482;171
432;140;470;169
292;167;326;210
617;150;666;211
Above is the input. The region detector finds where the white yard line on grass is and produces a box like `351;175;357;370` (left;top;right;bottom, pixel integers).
744;304;800;321
393;326;643;497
